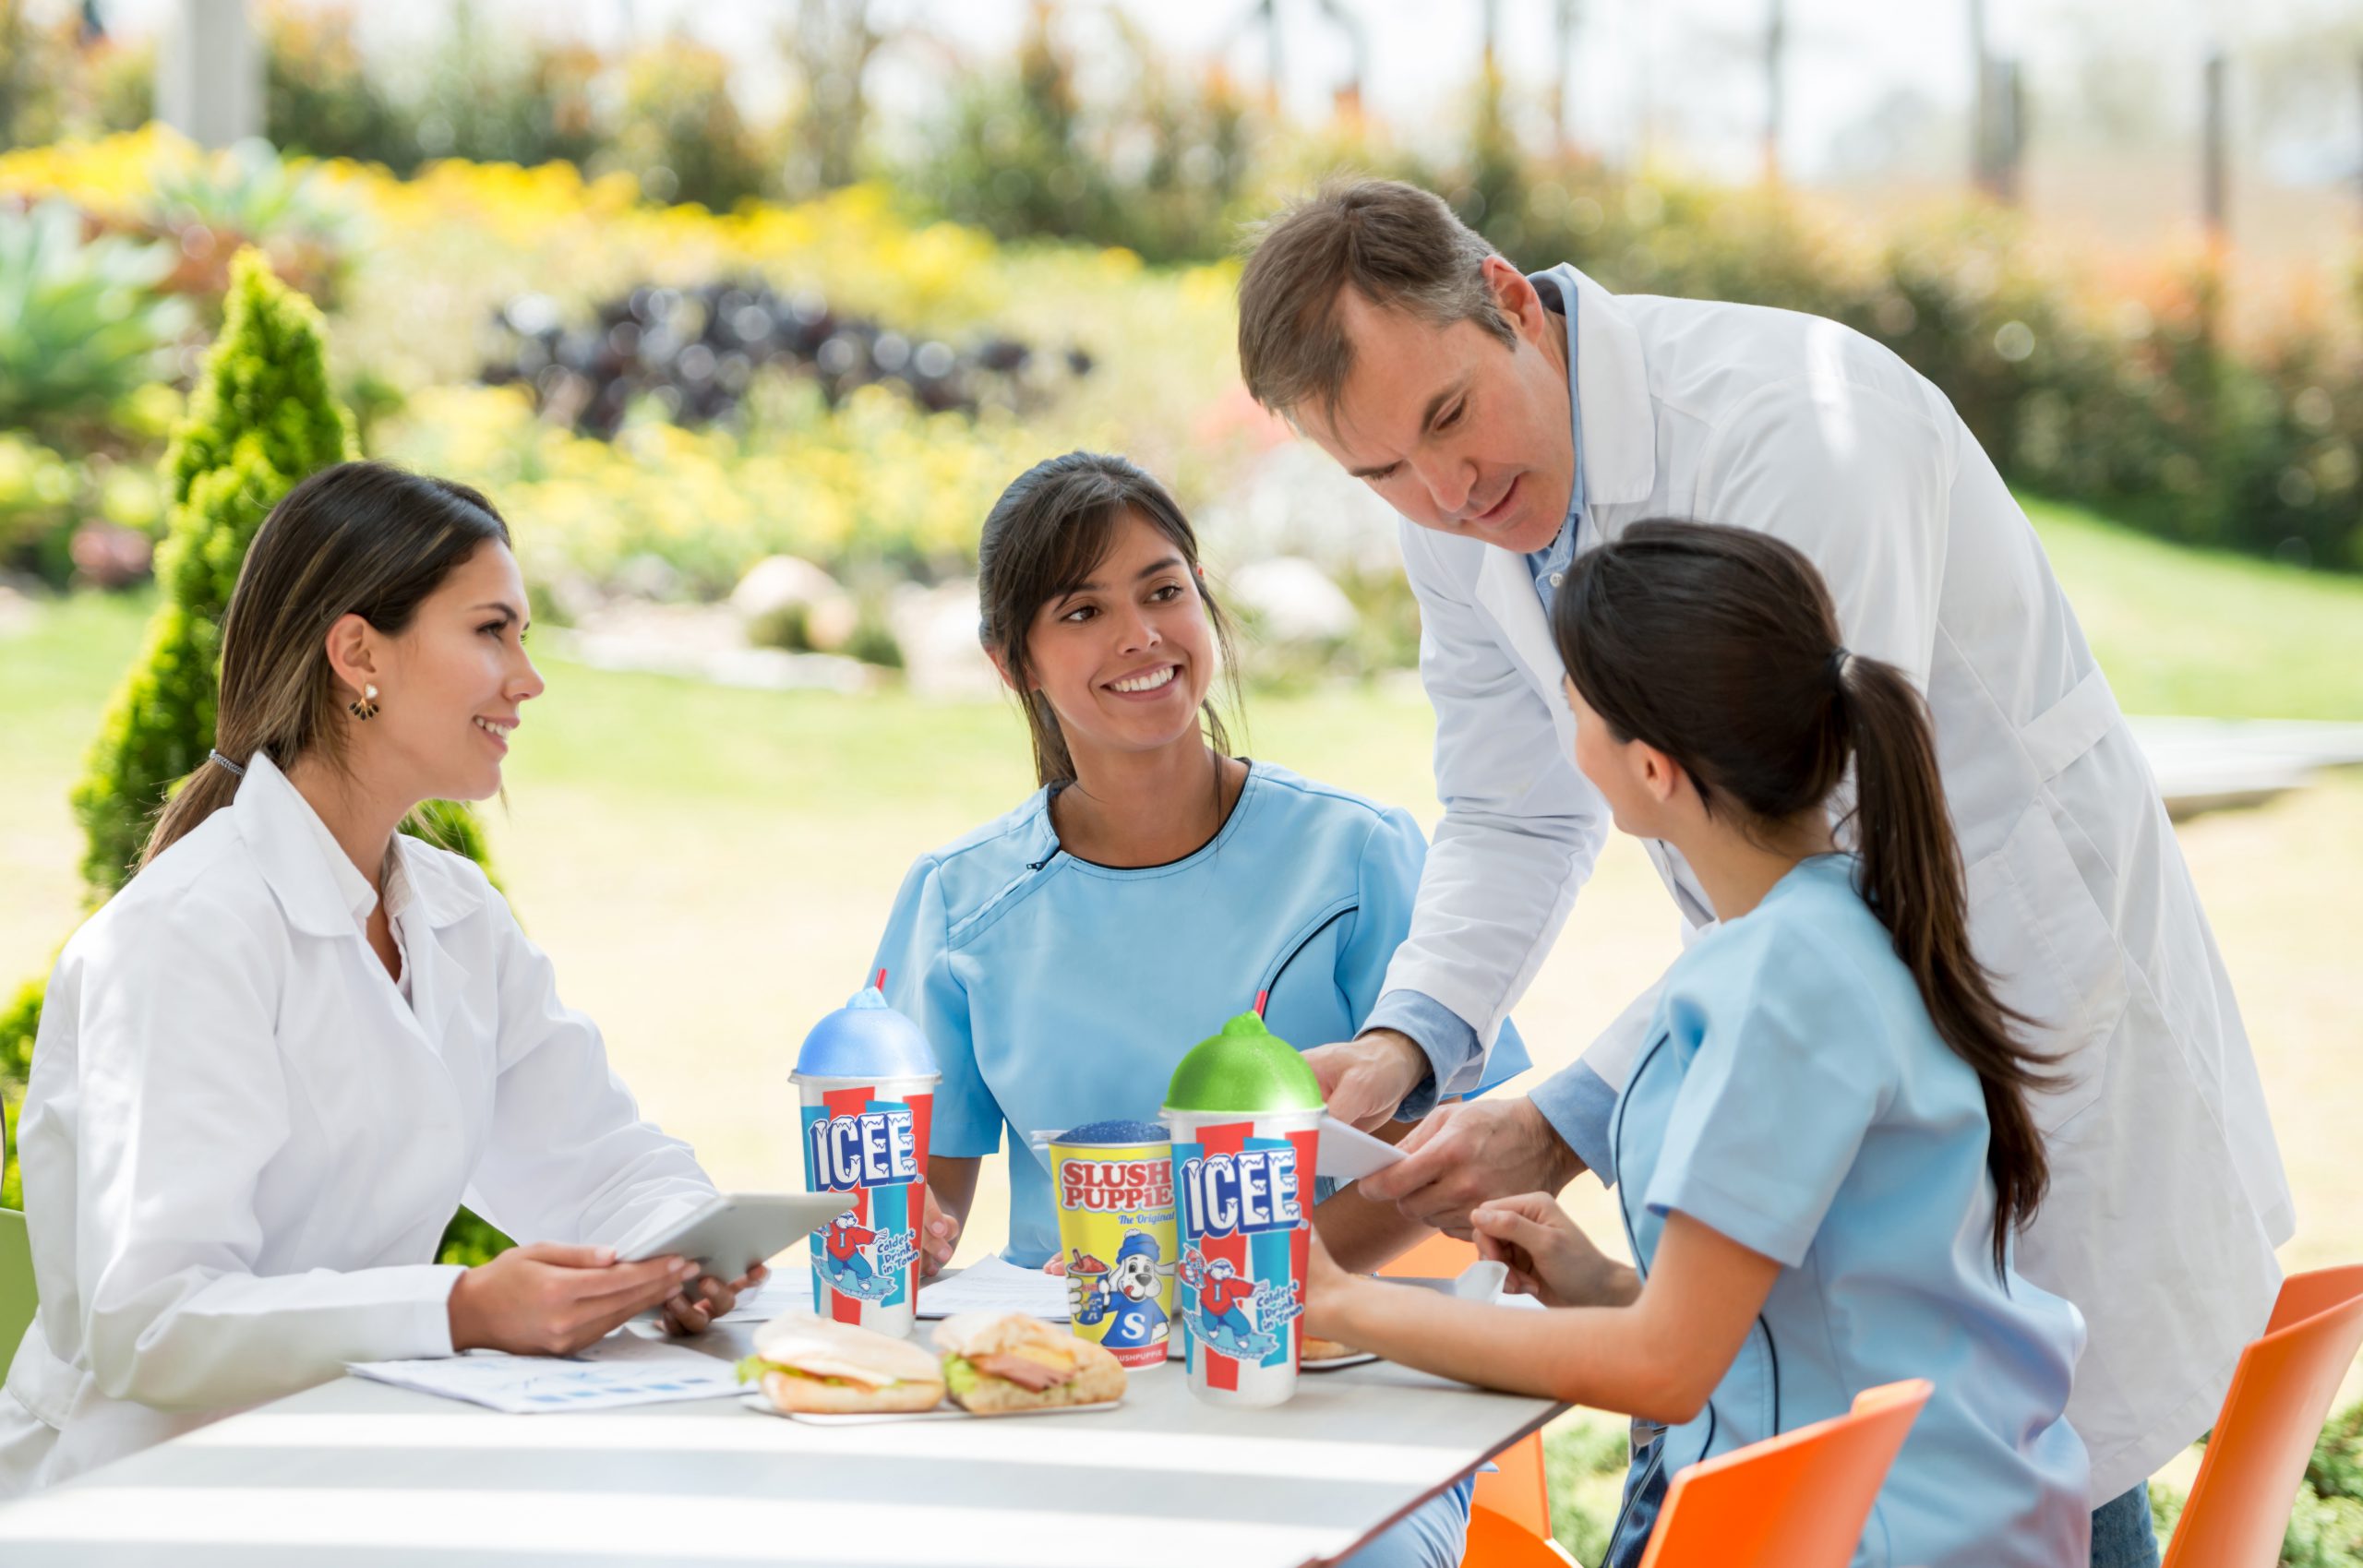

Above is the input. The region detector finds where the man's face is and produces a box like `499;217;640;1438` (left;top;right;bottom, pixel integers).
1295;256;1576;557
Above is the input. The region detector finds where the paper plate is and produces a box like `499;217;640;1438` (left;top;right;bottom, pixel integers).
739;1392;1122;1425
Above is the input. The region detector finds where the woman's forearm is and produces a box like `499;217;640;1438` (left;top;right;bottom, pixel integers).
1321;1213;1781;1422
1325;1276;1702;1421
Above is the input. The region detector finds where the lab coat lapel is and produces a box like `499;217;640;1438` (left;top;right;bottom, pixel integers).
1474;545;1565;706
232;753;370;941
390;834;476;1054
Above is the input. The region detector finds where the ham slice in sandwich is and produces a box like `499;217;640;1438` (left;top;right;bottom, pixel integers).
932;1311;1128;1415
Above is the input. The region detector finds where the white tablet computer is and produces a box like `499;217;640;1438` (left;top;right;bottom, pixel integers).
622;1192;850;1282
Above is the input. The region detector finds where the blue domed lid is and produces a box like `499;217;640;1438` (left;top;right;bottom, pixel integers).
1056;1118;1170;1145
793;987;940;1082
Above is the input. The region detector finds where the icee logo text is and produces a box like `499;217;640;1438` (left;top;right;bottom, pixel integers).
1178;1147;1303;1241
808;1109;919;1191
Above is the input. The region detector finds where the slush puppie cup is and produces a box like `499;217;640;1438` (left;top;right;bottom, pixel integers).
793;983;940;1337
1048;1119;1179;1371
1163;1011;1323;1407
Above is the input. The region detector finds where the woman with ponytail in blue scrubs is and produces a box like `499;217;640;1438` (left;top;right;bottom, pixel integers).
872;452;1528;1568
1301;522;2090;1568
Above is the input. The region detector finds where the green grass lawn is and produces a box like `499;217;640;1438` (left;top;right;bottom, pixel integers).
2021;497;2363;721
4;496;2360;1561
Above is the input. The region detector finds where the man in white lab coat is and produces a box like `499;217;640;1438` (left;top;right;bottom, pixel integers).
1236;178;2290;1564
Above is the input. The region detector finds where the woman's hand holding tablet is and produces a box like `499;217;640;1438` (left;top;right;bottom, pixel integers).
447;1242;706;1356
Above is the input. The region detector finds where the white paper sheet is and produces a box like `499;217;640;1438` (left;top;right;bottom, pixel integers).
916;1254;1071;1322
347;1336;745;1413
711;1273;814;1324
1316;1117;1409;1181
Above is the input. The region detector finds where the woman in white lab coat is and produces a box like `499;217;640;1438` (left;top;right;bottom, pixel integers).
0;461;761;1495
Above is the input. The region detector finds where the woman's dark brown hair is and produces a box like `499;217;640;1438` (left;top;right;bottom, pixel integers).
977;451;1241;787
1552;519;2053;1276
140;461;511;870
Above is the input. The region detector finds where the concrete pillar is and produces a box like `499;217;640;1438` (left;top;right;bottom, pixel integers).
156;0;262;150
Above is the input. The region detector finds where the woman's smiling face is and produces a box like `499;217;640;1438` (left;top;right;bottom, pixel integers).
350;540;545;806
1014;508;1217;766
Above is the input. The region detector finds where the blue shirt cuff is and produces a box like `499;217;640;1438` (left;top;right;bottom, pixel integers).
1530;1061;1621;1188
1362;988;1480;1122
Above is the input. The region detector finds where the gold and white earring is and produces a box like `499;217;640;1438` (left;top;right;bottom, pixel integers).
348;683;380;721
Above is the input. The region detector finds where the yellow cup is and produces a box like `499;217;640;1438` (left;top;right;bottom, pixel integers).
1047;1127;1179;1371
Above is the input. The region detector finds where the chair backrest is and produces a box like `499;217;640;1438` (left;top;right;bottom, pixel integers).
1380;1230;1481;1282
1463;1501;1578;1566
0;1208;33;1368
1472;1430;1553;1542
1636;1379;1931;1568
2162;1264;2363;1568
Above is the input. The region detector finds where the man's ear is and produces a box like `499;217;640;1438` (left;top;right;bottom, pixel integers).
1480;254;1549;348
321;612;380;700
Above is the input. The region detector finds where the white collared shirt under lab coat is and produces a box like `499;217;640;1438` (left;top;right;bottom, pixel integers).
0;753;717;1495
1385;262;2294;1502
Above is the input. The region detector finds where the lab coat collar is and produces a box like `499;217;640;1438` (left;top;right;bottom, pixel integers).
232;752;476;938
1467;267;1657;699
1552;264;1657;507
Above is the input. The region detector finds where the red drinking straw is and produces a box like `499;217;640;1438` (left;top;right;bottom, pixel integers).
1253;988;1269;1018
874;967;888;990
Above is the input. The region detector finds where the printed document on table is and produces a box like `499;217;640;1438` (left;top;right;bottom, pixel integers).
712;1273;811;1324
917;1254;1072;1321
348;1335;744;1413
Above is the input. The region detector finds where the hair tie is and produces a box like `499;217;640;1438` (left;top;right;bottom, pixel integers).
207;749;246;778
1827;646;1853;690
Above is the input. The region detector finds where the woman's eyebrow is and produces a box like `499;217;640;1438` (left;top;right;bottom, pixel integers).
1060;556;1182;594
471;602;523;623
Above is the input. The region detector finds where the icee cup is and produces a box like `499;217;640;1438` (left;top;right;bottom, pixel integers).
792;985;940;1338
1161;1012;1323;1408
1048;1119;1179;1371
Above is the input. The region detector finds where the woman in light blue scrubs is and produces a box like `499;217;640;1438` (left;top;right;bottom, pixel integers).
1301;521;2091;1568
872;451;1528;1568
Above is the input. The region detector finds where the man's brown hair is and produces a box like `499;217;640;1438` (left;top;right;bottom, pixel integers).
1236;177;1511;426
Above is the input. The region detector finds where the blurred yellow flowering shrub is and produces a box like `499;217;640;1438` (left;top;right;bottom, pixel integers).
377;381;1048;594
2;129;1254;589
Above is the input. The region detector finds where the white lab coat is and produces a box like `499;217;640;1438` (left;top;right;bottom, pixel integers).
0;753;716;1495
1385;263;2294;1502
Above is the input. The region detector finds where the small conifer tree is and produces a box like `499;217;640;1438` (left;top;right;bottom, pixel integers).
71;247;359;895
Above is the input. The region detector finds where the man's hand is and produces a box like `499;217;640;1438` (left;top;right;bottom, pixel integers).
1302;1029;1429;1131
1358;1096;1584;1239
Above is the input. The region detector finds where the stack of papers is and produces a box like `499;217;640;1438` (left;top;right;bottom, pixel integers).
917;1254;1071;1321
348;1336;744;1413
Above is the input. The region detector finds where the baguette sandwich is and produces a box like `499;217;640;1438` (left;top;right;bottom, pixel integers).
737;1315;947;1415
931;1311;1127;1415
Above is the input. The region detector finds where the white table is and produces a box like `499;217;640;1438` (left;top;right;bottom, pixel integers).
0;1319;1562;1567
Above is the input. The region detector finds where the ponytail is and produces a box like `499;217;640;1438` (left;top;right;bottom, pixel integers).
139;754;245;874
1834;653;2050;1277
1553;520;2056;1277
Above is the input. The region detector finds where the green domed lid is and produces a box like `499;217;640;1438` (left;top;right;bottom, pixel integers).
1163;1012;1324;1114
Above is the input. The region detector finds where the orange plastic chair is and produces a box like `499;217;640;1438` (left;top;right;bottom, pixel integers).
1634;1379;1932;1568
1372;1235;1565;1562
1462;1501;1579;1566
2160;1264;2363;1568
